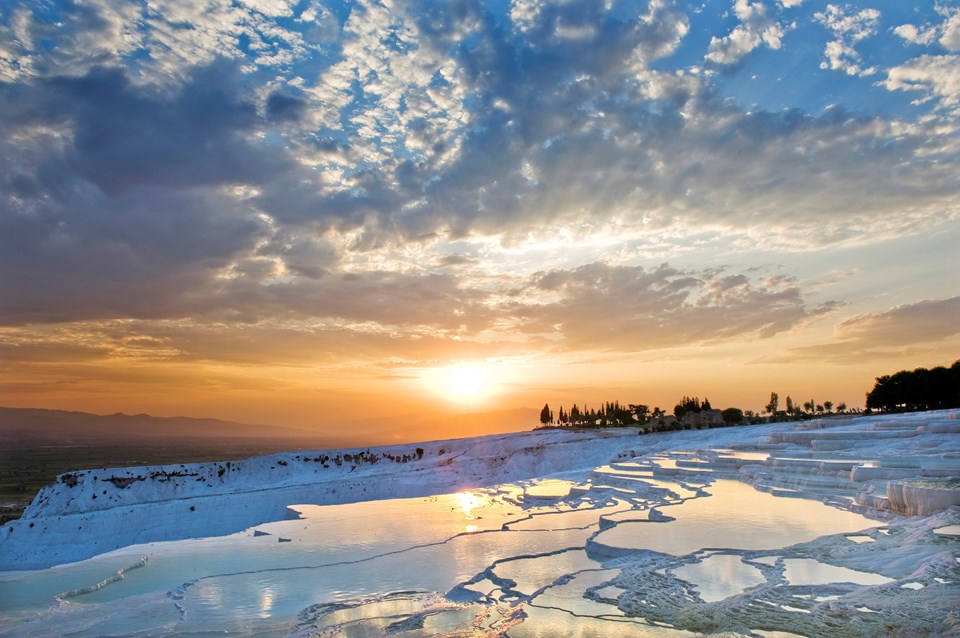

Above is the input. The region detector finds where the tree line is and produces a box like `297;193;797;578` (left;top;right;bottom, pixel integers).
760;392;852;421
540;400;640;429
537;391;851;431
865;360;960;413
538;396;748;434
536;359;959;432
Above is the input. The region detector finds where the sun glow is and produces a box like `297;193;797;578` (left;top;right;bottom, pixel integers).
456;491;481;520
423;363;497;405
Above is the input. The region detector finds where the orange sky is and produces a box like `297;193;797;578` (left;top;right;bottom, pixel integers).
4;326;956;441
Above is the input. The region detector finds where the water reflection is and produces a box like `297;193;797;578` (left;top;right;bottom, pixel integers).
672;554;765;602
782;558;893;587
0;452;910;638
457;491;480;520
258;587;275;619
591;480;877;556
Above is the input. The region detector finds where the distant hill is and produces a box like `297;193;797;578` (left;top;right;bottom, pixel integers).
0;406;541;449
0;407;338;447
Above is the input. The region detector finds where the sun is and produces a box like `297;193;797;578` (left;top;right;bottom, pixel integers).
423;363;497;405
446;365;492;401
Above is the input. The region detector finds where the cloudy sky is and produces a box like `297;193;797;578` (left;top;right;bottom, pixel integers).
1;0;958;436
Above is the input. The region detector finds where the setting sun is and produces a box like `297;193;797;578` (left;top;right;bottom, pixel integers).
423;364;497;405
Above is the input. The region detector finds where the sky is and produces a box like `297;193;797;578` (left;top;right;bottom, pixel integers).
0;0;958;438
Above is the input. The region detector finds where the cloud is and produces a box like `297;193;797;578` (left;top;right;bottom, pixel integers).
0;320;511;369
1;0;958;365
3;0;956;260
756;296;960;363
20;64;290;194
3;258;838;376
512;262;834;351
0;0;319;86
237;0;296;19
832;296;960;344
260;0;955;249
884;54;960;114
814;4;879;41
706;0;789;65
0;185;263;324
894;8;960;52
813;4;880;76
893;24;939;47
0;337;111;363
0;62;300;325
265;90;308;122
943;11;960;51
884;8;960;121
0;219;495;328
2;6;957;342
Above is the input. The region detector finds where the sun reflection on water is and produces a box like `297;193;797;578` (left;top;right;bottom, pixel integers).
259;587;275;619
456;491;481;520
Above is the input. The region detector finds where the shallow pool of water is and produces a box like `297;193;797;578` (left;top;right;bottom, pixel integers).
672;554;766;602
781;558;893;587
0;460;905;637
524;479;578;499
591;480;877;556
